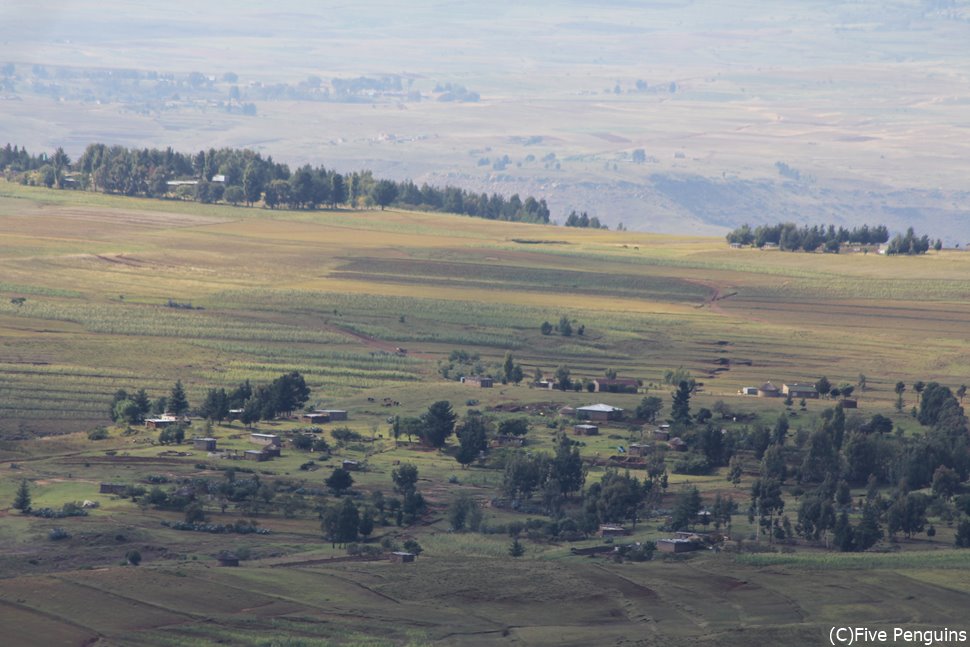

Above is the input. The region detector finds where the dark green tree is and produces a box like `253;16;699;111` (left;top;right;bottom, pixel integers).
199;388;229;422
326;468;354;495
392;463;419;497
421;400;457;448
670;485;702;531
497;418;529;437
13;479;31;513
371;179;398;210
554;365;571;391
635;396;663;422
749;477;785;542
552;434;586;498
113;399;142;425
815;376;831;399
956;517;970;548
932;465;960;500
167;380;189;416
335;498;360;544
854;502;883;550
671;380;692;426
456;413;489;467
833;510;855;552
358;509;375;538
509;538;525;557
557;315;572;337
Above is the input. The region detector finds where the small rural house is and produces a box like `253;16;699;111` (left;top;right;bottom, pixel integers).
193;437;217;451
573;423;600;436
99;483;128;495
249;433;281;447
217;553;240;567
598;524;628;538
657;538;701;553
493;434;525;447
669;437;688;451
740;386;759;396
782;383;819;399
592;378;639;393
316;409;348;421
842;399;858;409
244;450;268;462
145;416;187;430
302;412;330;424
629;443;650;457
342;459;360;471
652;429;670;441
757;382;781;398
460;376;494;388
576;403;624;422
389;551;416;563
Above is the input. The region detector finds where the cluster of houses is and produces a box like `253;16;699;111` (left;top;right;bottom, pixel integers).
593;524;716;555
740;381;856;408
532;378;640;393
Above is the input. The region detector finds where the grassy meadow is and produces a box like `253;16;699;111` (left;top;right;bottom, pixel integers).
1;183;970;645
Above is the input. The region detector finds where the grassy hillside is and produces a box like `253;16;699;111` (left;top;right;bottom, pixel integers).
1;182;968;435
1;184;969;646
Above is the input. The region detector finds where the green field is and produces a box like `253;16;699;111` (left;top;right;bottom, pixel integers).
1;184;969;645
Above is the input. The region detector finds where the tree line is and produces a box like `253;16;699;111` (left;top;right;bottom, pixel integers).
726;222;904;252
109;371;311;437
0;142;551;224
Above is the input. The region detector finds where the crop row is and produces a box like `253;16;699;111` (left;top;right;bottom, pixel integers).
0;299;350;344
735;549;970;570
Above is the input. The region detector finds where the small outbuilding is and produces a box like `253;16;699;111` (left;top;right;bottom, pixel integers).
244;450;268;462
193;437;217;451
460;376;493;388
598;524;628;538
576;403;624;422
342;459;360;471
782;383;819;399
592;378;639;393
573;423;599;436
652;429;670;441
757;382;781;398
316;409;348;421
669;437;688;452
657;538;701;553
302;412;330;424
99;483;128;495
389;551;416;563
629;443;650;457
842;399;858;409
217;553;240;567
145;416;186;430
250;433;281;446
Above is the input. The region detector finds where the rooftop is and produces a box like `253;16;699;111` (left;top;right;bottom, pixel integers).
577;403;624;413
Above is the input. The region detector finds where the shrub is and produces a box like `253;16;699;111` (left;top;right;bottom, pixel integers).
332;427;363;443
48;527;71;541
126;550;142;565
87;427;109;440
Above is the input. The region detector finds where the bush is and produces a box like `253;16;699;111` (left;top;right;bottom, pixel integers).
87;427;109;440
332;427;364;443
48;527;71;541
126;549;142;565
403;539;423;555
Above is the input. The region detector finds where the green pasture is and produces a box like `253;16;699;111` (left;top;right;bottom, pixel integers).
1;185;970;644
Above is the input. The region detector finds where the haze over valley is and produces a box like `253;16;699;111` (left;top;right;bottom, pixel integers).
3;0;969;241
